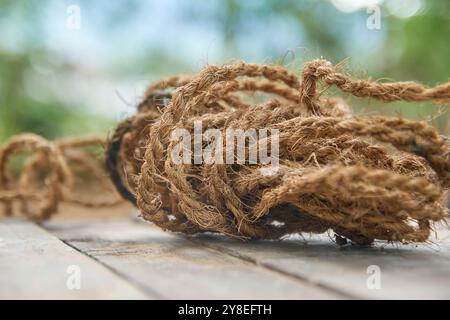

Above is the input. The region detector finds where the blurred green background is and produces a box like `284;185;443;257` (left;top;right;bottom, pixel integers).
0;0;449;143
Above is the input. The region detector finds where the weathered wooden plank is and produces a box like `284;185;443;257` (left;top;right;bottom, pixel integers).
192;228;450;299
0;218;149;299
46;218;344;299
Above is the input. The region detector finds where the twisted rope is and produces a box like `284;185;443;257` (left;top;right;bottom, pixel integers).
107;59;449;244
1;59;448;246
0;134;122;222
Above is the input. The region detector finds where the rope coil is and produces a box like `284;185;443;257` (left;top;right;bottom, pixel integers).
1;58;448;245
0;134;122;222
107;59;449;244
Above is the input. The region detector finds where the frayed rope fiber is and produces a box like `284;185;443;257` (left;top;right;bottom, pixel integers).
0;58;449;245
106;59;450;245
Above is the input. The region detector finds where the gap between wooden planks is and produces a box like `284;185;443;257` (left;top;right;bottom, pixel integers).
45;212;450;299
44;217;344;299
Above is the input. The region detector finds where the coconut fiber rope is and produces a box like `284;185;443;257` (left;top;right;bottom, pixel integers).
107;59;450;245
0;134;122;222
1;58;449;245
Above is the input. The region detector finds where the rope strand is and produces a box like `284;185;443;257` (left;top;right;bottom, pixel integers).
106;59;449;245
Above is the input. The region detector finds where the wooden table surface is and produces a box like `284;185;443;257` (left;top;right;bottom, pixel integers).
1;204;450;300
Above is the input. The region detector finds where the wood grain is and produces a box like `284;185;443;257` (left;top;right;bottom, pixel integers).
46;217;343;299
5;212;449;299
192;228;450;299
0;218;149;299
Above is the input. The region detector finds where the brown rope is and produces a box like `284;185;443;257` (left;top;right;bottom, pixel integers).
0;134;122;222
107;59;449;245
1;59;448;245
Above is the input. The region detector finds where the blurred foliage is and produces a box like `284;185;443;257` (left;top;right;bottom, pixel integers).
0;0;449;144
0;50;114;141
